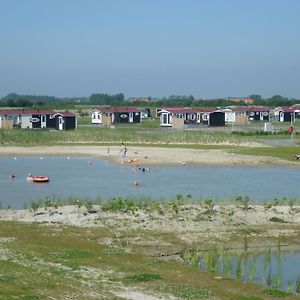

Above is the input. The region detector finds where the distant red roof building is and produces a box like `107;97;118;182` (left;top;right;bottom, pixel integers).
228;98;255;105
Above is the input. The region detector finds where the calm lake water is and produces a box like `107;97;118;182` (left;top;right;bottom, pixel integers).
1;156;300;209
199;249;300;293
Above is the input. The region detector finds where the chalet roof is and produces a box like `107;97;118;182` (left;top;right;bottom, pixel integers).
52;112;76;117
232;106;271;112
0;109;56;115
92;106;141;113
281;106;297;113
160;107;221;114
161;108;197;113
195;108;218;113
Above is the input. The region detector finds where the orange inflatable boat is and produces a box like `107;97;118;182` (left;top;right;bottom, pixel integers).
32;176;49;183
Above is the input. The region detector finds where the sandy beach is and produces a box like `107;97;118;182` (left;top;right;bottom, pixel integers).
0;145;297;167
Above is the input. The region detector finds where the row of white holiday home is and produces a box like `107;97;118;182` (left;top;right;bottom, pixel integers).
0;109;77;130
156;106;271;127
157;108;226;127
91;106;300;128
91;107;144;126
232;106;300;123
91;106;226;127
157;105;300;127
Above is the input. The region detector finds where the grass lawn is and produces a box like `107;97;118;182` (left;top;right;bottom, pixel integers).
0;220;298;300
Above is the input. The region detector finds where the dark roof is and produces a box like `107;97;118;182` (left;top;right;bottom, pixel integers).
232;106;271;112
92;106;141;113
52;112;76;117
160;107;221;114
161;108;197;113
281;106;297;113
195;108;219;113
0;110;76;117
0;109;56;115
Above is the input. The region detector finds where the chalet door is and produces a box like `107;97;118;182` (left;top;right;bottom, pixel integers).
162;113;168;125
129;112;133;122
58;116;63;130
41;115;46;128
279;112;284;122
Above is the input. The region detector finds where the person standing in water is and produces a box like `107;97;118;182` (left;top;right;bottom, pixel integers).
120;143;127;163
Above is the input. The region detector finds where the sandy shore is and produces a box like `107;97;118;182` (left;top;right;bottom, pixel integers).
1;204;300;251
0;145;297;166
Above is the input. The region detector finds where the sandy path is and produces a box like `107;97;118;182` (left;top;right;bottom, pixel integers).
0;145;297;167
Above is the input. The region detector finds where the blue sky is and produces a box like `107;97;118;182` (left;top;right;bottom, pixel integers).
0;0;299;99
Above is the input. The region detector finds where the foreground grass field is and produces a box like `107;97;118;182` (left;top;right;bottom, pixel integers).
1;217;299;300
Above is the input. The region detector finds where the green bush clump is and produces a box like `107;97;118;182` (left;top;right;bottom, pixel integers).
0;274;16;282
125;273;162;282
237;297;263;300
49;250;91;258
262;288;290;297
102;197;136;213
269;217;287;223
163;284;210;298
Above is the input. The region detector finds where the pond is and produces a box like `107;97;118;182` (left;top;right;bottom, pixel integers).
198;247;300;293
1;156;300;209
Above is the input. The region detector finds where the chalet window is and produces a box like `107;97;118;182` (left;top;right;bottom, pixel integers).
163;114;168;124
202;114;208;121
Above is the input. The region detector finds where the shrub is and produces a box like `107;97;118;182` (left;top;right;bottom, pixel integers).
163;284;210;298
235;195;250;210
269;217;287;223
262;288;290;297
124;273;162;282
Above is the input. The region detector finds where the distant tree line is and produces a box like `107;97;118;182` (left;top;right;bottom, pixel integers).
0;93;125;108
0;93;76;109
0;92;299;109
89;93;125;105
248;94;300;107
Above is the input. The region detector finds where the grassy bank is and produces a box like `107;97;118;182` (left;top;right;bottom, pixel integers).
1;197;300;299
1;219;299;300
0;126;261;145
